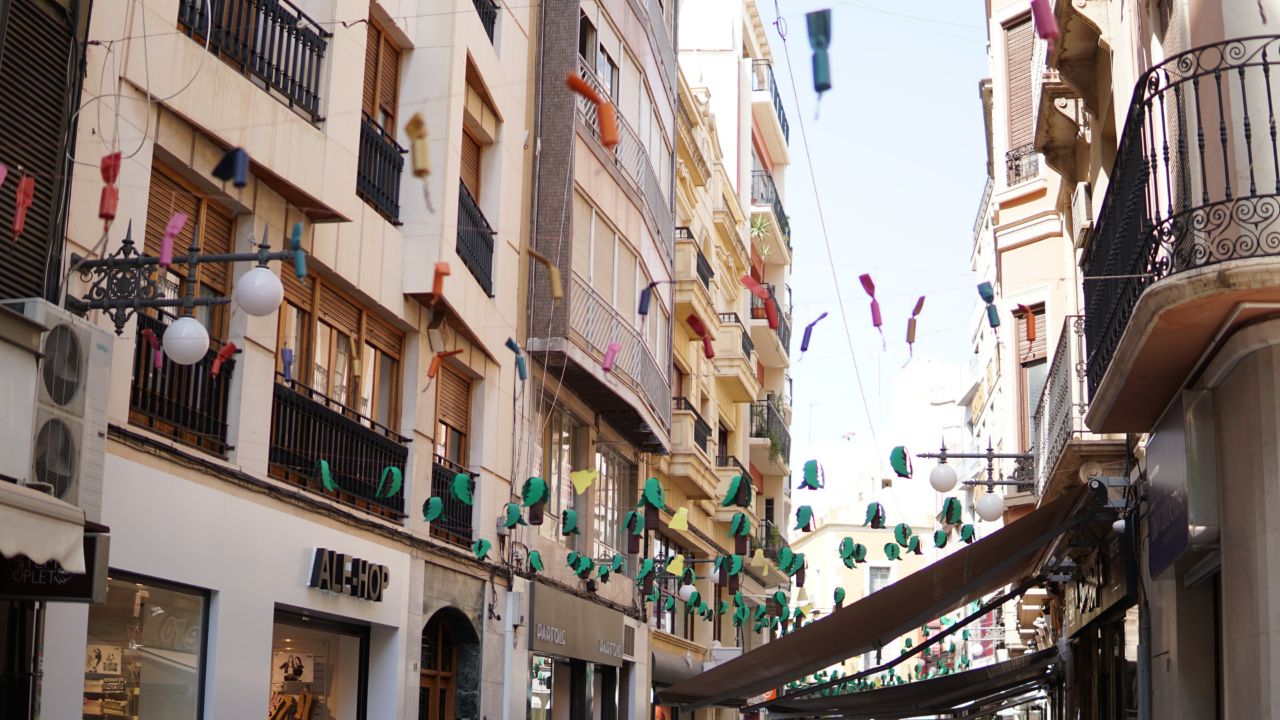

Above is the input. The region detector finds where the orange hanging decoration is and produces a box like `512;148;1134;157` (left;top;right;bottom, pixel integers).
428;349;466;380
12;175;34;240
433;262;451;298
566;73;619;150
211;342;238;378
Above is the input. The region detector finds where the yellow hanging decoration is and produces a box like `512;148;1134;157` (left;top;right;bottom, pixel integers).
666;553;685;577
751;549;768;572
570;469;598;494
668;507;689;531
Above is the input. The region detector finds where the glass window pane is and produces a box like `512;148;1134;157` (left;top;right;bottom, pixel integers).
334;332;353;407
278;304;309;383
376;353;396;429
360;343;376;420
85;576;207;720
314;323;332;394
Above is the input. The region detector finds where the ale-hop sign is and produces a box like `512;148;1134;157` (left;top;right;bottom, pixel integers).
308;548;390;602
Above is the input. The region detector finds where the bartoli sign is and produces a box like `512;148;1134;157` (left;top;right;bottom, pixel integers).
309;548;389;602
530;582;626;666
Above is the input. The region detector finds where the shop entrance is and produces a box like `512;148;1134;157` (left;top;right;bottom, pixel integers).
268;609;370;720
419;607;480;720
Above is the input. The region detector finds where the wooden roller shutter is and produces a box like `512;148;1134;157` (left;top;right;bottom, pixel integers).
363;24;379;119
437;365;471;432
364;311;402;359
198;202;234;292
282;255;313;307
318;284;361;337
461;130;482;200
144;167;201;267
1016;306;1047;361
378;35;400;130
1005;17;1034;149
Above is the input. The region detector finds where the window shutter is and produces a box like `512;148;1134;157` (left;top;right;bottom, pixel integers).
197;202;234;292
572;192;592;278
1005;18;1034;148
363;25;380;119
318;285;361;337
378;35;400;129
617;245;637;322
282;256;313;307
144;167;200;266
592;225;614;298
437;366;471;432
461;131;482;200
364;311;402;359
1016;308;1047;360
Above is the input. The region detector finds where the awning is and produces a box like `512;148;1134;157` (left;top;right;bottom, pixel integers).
660;486;1095;708
0;481;86;573
764;647;1060;719
652;650;704;686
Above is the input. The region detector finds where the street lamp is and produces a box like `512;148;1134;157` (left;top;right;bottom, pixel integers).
917;441;1034;523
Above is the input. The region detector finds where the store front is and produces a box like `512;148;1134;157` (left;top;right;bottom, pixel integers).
1060;533;1137;720
528;582;631;720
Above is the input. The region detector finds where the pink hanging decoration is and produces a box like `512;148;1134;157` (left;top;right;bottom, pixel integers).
905;296;925;362
141;328;162;370
99;152;122;227
858;273;885;348
211;342;238;378
159;212;188;271
1030;0;1058;47
0;164;9;189
12;175;34;240
603;341;621;372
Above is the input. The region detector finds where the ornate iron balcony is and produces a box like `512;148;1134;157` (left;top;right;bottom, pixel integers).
178;0;329;123
1031;316;1087;497
1083;35;1280;396
715;453;751;479
457;180;495;296
430;455;474;546
749;284;792;353
357;114;406;223
751;60;790;143
750;398;791;465
1005;144;1040;186
750;170;791;244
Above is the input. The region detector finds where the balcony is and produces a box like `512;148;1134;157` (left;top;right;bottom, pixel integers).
750;60;790;163
677;99;712;187
674;227;716;333
1083;36;1280;432
472;0;497;41
128;312;233;455
357;114;406;223
177;0;329;123
751;519;792;585
750;171;792;263
748;398;791;475
457;180;495;296
669;398;718;499
713;453;755;521
714;313;759;403
1004;144;1040;187
1031;316;1126;502
748;284;791;367
268;377;409;518
430;455;475;546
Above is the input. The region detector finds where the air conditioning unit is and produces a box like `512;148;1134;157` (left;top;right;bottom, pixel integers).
1;299;111;522
1070;182;1093;249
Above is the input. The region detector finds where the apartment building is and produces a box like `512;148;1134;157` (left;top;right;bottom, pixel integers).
0;0;532;717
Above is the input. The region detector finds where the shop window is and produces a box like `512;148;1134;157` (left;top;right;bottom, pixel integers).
269;610;369;720
84;574;208;720
541;407;582;543
530;655;554;720
364;21;401;132
593;446;637;564
419;608;480;720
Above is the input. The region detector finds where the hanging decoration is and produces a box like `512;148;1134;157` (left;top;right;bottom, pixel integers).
889;446;912;478
210;342;238;378
623;510;643;553
0;165;7;189
834;586;846;608
157;212;188;272
806;9;833;101
598;554;625;583
405;113;434;212
730;511;752;554
140;328;162;370
316;459;337;493
685;313;715;359
289;223;307;278
960;524;977;544
451;472;474;506
423;496;444;522
432;262;451;299
212;148;250;188
638;280;674;317
571;468;598;494
526;248;564;299
665;553;685;577
561;509;580;535
722;473;753;507
800;459;824;490
884;543;901;561
908;535;923;555
529;550;545;573
751;548;767;571
471;538;492;561
566;551;594;579
978;282;1000;328
12;175;34;240
838;537;857;568
939;497;964;525
795;505;815;532
281;347;294;381
640;476;666;529
636;558;656;584
668;507;690;531
376;466;403;498
522;476;548;525
741;275;779;330
566;73;620;149
905;296;925;360
98;152;121;229
503;502;527;529
858;274;885;347
893;523;913;547
864;502;886;529
1017;304;1037;344
602;341;622;373
504;338;528;382
428;349;466;380
800;312;829;355
1030;0;1059;49
933;529;949;549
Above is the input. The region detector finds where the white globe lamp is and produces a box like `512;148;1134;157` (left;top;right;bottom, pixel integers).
1112;518;1126;534
678;582;697;603
708;565;721;585
234;266;285;317
929;461;959;493
162;315;210;365
975;491;1005;522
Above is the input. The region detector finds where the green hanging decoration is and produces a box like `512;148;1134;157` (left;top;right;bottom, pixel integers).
851;542;868;564
610;554;625;574
939;497;964;525
641;476;666;508
636;558;655;582
598;563;612;583
753;604;769;622
733;604;747;627
662;595;676;612
772;590;788;614
933;529;949;549
834;586;846;606
722;474;753;507
730;511;752;537
317;459;337;492
960;524;977;544
884;543;902;561
573;554;594;579
893;523;913;547
889;446;912;479
451;472;474;506
786;552;806;577
684;591;701;612
423;497;444;522
529;550;545;573
865;502;886;529
522;476;548;507
908;535;923;555
793;606;806;622
623;510;644;536
561;509;580;535
471;538;492;560
717;600;729;615
800;459;824;490
839;537;856;561
729;554;744;576
806;9;832;98
503;503;527;529
376;466;403;498
795;505;815;532
778;546;795;571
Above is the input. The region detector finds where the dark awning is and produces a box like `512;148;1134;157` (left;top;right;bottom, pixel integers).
764;647;1060;719
660;486;1095;709
652;650;704;686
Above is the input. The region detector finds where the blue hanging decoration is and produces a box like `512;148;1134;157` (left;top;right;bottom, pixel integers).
806;10;832;107
977;282;1000;328
638;281;674;317
212;148;250;188
505;338;528;381
290;223;307;279
281;347;294;382
800;312;829;356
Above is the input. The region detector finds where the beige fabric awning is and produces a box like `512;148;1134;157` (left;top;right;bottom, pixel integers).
660;487;1095;709
0;481;86;574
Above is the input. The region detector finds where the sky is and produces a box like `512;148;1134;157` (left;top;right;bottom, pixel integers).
761;1;993;517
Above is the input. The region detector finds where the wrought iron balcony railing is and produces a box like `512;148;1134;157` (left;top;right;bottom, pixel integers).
1083;35;1280;396
694;247;713;289
269;376;409;517
128;311;233;455
715;453;751;480
430;454;474;546
178;0;329;123
750;398;791;465
751;60;790;143
750;170;791;244
753;519;790;562
719;312;754;360
1005;144;1040;186
357;114;406;222
1031;316;1087;497
472;0;497;40
673;397;711;454
457;180;495;296
749;284;792;353
973;175;993;249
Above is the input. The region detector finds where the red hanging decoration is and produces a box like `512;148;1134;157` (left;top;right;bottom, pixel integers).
211;342;238;378
12;175;34;240
99;152;122;228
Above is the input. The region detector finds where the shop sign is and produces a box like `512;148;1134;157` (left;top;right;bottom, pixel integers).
530;582;625;666
1145;391;1220;578
0;534;109;603
1064;536;1133;637
308;548;389;602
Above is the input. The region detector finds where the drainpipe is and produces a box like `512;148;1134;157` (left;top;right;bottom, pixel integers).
502;585;518;720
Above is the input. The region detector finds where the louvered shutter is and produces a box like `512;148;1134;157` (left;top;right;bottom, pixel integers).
1005;18;1034;148
198;202;234;292
282;256;313;307
461;131;482;200
437;365;471;432
1016;308;1047;360
363;25;379;119
144;168;200;268
0;2;79;301
318;285;361;337
378;35;400;130
364;311;402;359
617;245;637;322
572;192;592;278
592;225;614;298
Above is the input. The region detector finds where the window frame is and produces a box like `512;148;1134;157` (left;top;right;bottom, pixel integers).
1013;304;1047;452
364;20;402;133
541;407;583;544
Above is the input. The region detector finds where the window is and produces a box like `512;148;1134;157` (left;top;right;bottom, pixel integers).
591;217;616;300
593;446;636;562
460;129;484;203
652;533;695;642
1004;17;1033;148
578;13;597;65
542;407;582;542
436;365;472;466
597;47;619;99
271;609;369;720
712;580;724;643
1015;305;1047;451
85;574;208;720
364;22;401;131
861;567;892;669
